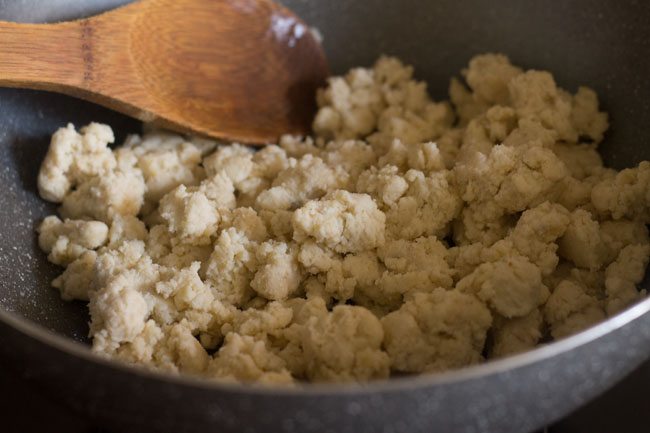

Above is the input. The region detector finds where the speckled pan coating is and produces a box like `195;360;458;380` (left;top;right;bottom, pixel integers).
1;1;650;432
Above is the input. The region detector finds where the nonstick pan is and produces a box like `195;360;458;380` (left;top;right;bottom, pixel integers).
2;1;650;432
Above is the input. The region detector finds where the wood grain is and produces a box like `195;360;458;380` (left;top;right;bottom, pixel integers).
0;0;329;144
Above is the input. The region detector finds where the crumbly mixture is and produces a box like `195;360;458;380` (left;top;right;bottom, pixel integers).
36;54;650;384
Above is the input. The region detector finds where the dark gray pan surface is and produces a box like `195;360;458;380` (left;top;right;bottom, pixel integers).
1;1;650;432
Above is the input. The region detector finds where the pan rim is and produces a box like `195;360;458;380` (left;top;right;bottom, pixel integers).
2;295;649;395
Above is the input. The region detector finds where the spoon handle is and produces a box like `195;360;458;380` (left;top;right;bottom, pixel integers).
0;15;155;124
0;21;87;91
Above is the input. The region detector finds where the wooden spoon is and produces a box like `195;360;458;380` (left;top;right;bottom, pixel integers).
0;0;328;144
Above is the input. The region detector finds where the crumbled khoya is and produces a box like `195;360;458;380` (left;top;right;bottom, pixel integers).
36;53;650;384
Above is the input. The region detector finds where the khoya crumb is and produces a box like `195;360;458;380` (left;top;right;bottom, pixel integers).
36;53;650;384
